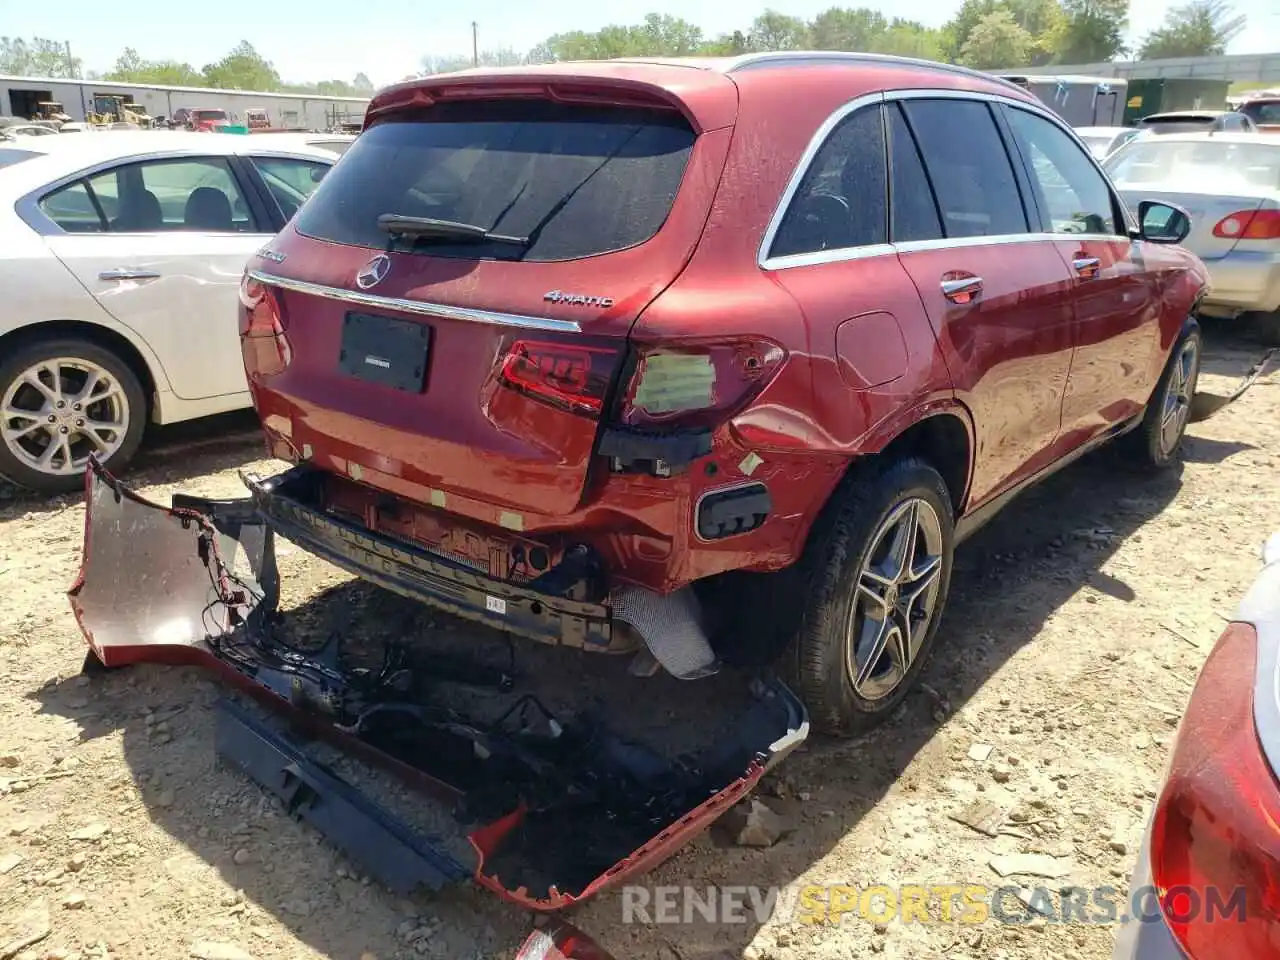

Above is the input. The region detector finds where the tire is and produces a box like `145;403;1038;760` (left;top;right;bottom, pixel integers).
0;337;147;495
1129;325;1202;469
788;457;955;737
1248;309;1280;348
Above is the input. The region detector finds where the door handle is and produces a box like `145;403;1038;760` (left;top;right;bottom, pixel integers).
941;274;983;304
1072;256;1101;279
99;268;161;281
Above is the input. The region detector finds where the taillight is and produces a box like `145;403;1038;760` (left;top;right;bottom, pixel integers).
497;339;619;418
617;339;786;429
1149;621;1280;957
239;274;290;377
1212;209;1280;240
238;274;288;334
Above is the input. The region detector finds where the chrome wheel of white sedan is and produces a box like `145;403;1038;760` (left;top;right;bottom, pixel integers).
0;339;146;495
2;357;130;475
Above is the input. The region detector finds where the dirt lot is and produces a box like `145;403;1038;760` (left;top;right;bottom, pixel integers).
1;322;1277;960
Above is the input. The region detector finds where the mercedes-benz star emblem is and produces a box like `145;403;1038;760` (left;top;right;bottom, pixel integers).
355;254;391;290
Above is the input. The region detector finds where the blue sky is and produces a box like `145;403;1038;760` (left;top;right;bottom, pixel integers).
2;0;1277;87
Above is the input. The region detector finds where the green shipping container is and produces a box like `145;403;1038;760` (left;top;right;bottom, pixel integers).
1123;78;1232;125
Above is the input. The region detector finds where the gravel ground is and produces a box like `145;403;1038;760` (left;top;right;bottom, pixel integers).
0;321;1276;960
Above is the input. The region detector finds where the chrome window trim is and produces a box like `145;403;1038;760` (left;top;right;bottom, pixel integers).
247;269;583;334
758;87;1138;272
764;243;896;271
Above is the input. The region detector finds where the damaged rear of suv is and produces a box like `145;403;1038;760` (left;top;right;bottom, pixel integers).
238;62;821;689
232;53;1223;734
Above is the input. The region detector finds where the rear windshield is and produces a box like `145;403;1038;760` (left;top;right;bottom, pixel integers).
1105;139;1280;191
293;100;696;262
194;110;227;120
1240;101;1280;125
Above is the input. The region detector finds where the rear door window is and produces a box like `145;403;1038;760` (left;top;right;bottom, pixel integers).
40;157;258;233
39;181;104;233
293;100;696;262
900;99;1029;238
769;104;887;258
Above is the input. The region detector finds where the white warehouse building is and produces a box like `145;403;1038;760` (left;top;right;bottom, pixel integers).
0;74;369;129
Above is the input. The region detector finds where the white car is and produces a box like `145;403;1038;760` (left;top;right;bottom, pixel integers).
0;132;339;492
1104;132;1280;325
1073;125;1143;160
243;132;357;156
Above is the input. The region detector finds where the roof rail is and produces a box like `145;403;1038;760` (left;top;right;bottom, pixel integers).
724;51;1029;94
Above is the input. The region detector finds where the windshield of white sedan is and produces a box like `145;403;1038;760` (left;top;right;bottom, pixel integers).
293;99;696;261
1105;140;1280;192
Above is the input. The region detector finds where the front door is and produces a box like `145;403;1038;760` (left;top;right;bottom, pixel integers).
888;97;1076;508
999;104;1160;445
38;155;273;401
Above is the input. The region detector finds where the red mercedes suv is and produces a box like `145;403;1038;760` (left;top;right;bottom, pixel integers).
236;53;1209;735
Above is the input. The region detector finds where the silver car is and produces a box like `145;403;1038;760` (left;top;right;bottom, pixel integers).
1104;133;1280;320
1075;125;1143;160
1112;531;1280;959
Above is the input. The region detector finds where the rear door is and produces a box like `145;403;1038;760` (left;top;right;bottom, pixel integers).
1000;103;1160;439
760;99;946;453
254;96;729;516
38;154;272;400
888;95;1076;507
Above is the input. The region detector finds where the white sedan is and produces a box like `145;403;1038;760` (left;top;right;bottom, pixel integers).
0;132;339;492
1104;132;1280;329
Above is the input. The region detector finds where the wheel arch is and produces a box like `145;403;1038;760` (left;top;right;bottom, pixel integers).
792;402;976;565
872;409;974;517
0;319;163;420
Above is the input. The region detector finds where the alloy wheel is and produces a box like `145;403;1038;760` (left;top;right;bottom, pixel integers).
1160;338;1199;456
845;497;945;701
1;358;130;477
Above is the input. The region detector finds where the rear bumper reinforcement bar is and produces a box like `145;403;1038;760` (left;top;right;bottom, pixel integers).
243;466;614;650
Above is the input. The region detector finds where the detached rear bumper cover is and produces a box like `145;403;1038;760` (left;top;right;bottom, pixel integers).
67;459;809;917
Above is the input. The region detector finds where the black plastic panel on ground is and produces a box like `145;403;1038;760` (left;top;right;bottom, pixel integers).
213;697;469;893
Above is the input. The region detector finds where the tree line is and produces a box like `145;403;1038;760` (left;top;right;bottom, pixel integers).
0;1;1249;93
437;0;1247;75
0;38;374;97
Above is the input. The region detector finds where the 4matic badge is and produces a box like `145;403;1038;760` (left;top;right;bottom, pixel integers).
543;290;615;308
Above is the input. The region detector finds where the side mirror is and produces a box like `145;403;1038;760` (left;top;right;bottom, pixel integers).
309;166;328;183
1137;199;1192;244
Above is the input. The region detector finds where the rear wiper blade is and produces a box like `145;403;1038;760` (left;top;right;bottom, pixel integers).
377;214;528;247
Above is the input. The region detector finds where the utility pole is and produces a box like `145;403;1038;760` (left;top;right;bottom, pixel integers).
472;22;479;67
65;40;77;79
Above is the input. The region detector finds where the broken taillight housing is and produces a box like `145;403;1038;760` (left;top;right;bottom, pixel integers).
515;923;614;960
1149;621;1280;958
239;274;291;377
497;338;620;418
617;339;786;429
